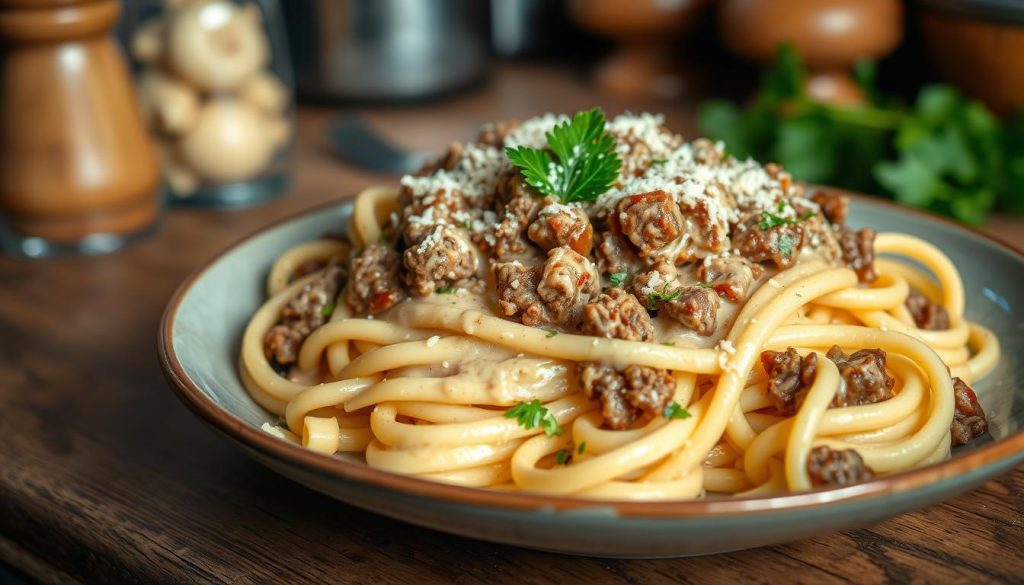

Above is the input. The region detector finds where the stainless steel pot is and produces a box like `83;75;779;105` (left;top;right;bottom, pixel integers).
283;0;490;102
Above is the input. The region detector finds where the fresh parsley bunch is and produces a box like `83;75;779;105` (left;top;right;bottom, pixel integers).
506;108;622;203
700;45;1024;225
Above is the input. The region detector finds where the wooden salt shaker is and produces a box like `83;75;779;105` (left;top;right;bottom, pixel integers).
0;0;160;257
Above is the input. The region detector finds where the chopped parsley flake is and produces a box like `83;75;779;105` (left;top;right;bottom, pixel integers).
505;400;564;437
759;210;814;230
555;449;570;465
545;329;558;338
577;441;587;455
777;234;797;256
462;219;472;229
663;402;691;420
608;272;627;287
650;159;667;166
436;286;455;295
320;304;335;317
661;341;676;346
646;284;683;310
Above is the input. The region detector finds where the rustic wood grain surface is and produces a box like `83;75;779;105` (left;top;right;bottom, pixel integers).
1;64;1022;584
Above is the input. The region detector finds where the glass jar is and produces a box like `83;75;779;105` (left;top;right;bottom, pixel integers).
121;0;294;208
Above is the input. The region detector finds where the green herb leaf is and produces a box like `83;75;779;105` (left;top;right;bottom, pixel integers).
661;341;676;346
436;286;455;295
758;210;813;230
699;43;1024;225
663;402;691;420
462;219;472;229
506;108;622;203
777;234;797;257
577;441;587;455
545;329;558;338
650;159;667;166
321;304;335;317
554;449;570;465
646;284;683;311
608;272;627;287
505;400;564;437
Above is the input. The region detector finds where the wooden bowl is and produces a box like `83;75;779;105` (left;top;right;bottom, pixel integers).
719;0;904;104
916;0;1024;116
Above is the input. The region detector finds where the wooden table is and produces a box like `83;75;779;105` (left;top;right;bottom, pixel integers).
2;64;1022;584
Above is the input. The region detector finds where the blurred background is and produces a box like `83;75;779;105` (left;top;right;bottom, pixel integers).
2;0;1023;257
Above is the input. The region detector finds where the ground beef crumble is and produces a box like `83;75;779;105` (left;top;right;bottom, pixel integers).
527;202;594;256
346;243;406;315
493;246;599;327
579;363;675;429
732;212;805;268
905;288;950;330
662;286;720;336
951;377;988;446
490;172;541;260
594;231;642;277
696;256;765;303
762;348;818;416
264;259;347;365
810;189;849;226
613;190;684;257
837;225;877;283
807;445;874;486
580;288;654;341
761;345;895;415
827;346;895;407
403;226;477;296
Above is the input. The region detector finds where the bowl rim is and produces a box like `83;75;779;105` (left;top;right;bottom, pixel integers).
158;191;1024;519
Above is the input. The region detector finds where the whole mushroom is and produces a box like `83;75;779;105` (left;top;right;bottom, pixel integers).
138;70;200;136
238;71;289;115
166;0;268;92
177;99;282;183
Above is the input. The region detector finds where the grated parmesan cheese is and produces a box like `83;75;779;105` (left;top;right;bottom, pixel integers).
426;335;440;347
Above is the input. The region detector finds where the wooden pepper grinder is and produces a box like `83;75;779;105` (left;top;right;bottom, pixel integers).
0;0;160;257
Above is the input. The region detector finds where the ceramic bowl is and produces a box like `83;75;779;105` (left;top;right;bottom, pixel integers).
159;196;1024;558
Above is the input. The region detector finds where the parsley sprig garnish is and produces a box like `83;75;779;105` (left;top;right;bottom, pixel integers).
646;284;683;310
608;272;627;287
505;108;622;203
505;400;564;437
663;402;691;420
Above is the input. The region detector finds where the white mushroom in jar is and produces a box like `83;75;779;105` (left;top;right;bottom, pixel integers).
156;143;200;196
238;71;289;115
166;0;268;92
137;70;200;136
130;19;164;64
178;99;281;183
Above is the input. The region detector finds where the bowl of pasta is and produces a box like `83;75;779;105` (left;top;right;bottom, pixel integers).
159;109;1024;557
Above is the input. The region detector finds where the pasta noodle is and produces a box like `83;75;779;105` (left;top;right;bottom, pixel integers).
240;112;998;500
